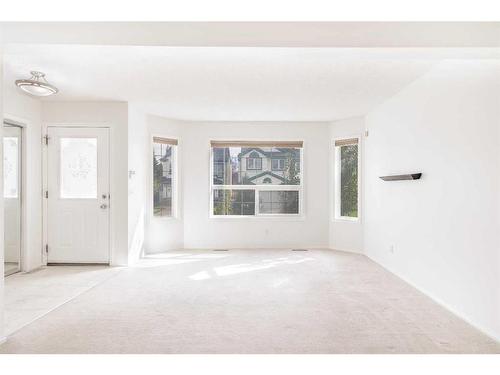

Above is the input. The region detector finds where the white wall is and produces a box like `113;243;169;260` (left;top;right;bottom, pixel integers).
329;117;365;253
41;102;129;266
364;60;500;340
3;85;43;271
145;119;331;252
127;105;148;263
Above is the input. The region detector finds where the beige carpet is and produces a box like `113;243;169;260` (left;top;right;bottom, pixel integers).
1;249;499;354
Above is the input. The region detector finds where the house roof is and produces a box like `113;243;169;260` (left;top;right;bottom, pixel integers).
247;171;286;183
238;147;300;159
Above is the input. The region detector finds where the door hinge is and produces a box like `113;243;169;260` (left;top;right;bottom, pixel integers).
45;244;49;253
45;190;48;199
43;134;49;145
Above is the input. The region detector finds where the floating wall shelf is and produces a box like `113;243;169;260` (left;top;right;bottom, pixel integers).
379;173;422;181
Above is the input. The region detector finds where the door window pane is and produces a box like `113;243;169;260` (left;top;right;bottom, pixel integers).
3;137;19;198
60;138;97;199
259;191;299;214
213;189;255;215
153;141;175;216
340;144;358;218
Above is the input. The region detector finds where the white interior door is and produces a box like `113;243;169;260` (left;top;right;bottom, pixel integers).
47;127;110;264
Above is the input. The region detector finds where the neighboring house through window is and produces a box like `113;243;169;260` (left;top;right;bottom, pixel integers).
210;141;303;216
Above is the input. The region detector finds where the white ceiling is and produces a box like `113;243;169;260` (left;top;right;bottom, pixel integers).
3;44;493;121
3;23;500;48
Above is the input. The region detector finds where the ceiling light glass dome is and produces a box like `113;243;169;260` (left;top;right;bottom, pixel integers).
15;71;58;97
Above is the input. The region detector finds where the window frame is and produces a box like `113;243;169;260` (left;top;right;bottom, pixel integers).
246;153;263;170
271;158;285;171
209;142;304;219
151;135;178;220
334;136;361;222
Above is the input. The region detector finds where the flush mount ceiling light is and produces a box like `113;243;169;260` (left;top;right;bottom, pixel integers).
15;71;58;97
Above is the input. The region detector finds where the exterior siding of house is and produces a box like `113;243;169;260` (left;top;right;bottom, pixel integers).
239;148;300;185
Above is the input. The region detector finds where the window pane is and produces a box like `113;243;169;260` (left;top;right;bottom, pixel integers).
153;142;174;216
3;137;19;198
60;138;97;199
340;144;358;217
259;191;299;214
212;146;301;185
213;189;255;215
271;158;285;171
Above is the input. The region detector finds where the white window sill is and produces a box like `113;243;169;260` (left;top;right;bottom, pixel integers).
209;215;305;222
151;215;179;221
333;216;360;223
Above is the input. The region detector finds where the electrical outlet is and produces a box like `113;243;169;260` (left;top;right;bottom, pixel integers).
265;229;269;236
389;245;395;254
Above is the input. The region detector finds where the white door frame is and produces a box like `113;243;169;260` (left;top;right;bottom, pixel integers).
3;115;26;273
42;123;112;265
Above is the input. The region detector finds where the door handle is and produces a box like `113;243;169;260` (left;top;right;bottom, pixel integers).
100;204;108;209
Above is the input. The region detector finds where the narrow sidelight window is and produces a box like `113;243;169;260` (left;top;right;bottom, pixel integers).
335;138;359;219
153;137;177;217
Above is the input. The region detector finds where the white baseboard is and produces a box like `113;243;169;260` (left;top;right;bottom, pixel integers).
365;253;500;344
328;246;364;255
144;246;332;254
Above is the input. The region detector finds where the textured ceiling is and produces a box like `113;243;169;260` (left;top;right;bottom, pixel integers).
3;45;446;121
